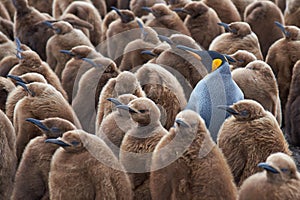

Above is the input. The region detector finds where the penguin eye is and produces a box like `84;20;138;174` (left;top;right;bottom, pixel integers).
50;127;60;133
280;168;289;173
240;110;249;117
71;141;80;146
139;109;147;113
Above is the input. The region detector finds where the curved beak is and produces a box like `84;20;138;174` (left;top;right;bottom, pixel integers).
173;8;189;14
217;105;239;115
16;81;35;97
45;138;70;147
258;162;279;174
7;74;25;84
217;22;237;34
116;105;139;113
81;58;103;68
43;20;54;29
60;50;75;57
141;50;157;57
224;54;236;63
26;118;50;132
176;44;203;60
141;7;153;13
275;21;290;38
107;98;122;106
175;119;190;128
157;35;173;45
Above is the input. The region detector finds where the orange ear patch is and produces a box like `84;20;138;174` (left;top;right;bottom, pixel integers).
212;58;223;71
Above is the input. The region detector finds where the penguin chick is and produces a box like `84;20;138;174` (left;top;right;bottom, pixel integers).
130;0;166;17
135;63;187;130
229;50;257;71
119;97;168;200
150;110;237;200
284;0;300;27
72;57;119;133
202;0;241;23
14;82;81;161
239;152;300;200
285;60;300;146
8;48;68;100
0;110;17;200
0;77;15;112
97;94;138;158
12;117;76;200
232;60;282;125
60;45;102;103
48;129;133;200
217;99;291;186
244;1;284;58
266;22;300;123
27;0;53;14
177;46;244;141
175;1;224;50
231;0;256;20
45;20;93;79
0;31;16;61
209;21;263;60
143;3;191;36
96;71;145;130
0;55;19;77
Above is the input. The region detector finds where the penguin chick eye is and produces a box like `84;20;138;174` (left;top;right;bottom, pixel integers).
71;141;80;146
240;110;249;117
139;109;148;113
50;127;60;133
280;168;289;173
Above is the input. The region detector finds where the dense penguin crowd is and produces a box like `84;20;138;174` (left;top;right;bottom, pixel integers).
0;0;300;199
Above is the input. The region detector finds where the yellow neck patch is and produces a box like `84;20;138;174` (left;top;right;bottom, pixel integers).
212;58;223;71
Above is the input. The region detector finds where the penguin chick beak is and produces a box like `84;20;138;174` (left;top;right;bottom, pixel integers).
45;138;70;147
141;50;157;57
217;22;237;34
116;105;139;113
43;21;61;34
157;35;174;45
176;45;202;60
107;98;122;106
7;74;26;84
175;119;190;128
60;50;75;57
137;19;148;39
258;162;279;174
141;7;153;13
111;6;132;23
15;37;23;59
26;118;50;132
16;81;35;97
224;55;236;63
275;21;290;38
217;105;239;115
81;58;103;68
173;8;190;14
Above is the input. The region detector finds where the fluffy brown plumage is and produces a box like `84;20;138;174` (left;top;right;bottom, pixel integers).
209;21;263;60
0;17;14;41
13;0;54;61
8;49;68;100
130;0;166;17
266;23;300;123
285;60;300;146
284;0;300;27
135;63;187;130
150;109;238;200
0;110;17;200
72;57;119;133
119;97;168;200
144;3;190;37
178;1;224;50
244;1;284;58
97;94;137;157
96;71;145;129
232;60;282;125
27;0;53;14
217;99;291;186
48;129;133;200
229;50;257;71
239;152;300;200
0;55;19;77
231;0;256;20
45;20;93;79
0;31;16;61
13;82;81;161
12;117;76;200
202;0;241;23
0;77;15;112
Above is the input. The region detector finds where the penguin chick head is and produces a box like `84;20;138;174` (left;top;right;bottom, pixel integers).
174;2;208;18
143;4;172;18
258;152;299;183
114;71;139;95
117;97;161;126
111;7;135;23
26;117;76;138
45;21;73;34
45;130;84;153
219;99;265;121
275;21;300;40
70;45;95;59
108;94;138;116
19;50;42;68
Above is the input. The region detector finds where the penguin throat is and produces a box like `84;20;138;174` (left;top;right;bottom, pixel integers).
212;59;223;71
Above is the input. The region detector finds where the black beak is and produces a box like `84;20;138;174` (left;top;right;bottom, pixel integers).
43;20;54;28
7;74;26;84
141;50;157;57
116;105;139;113
45;138;70;147
26;118;50;132
173;8;189;14
81;58;103;68
176;44;200;54
217;22;237;34
157;35;173;45
175;119;190;128
16;81;35;97
224;54;236;63
258;162;279;174
217;105;239;115
275;21;290;38
141;7;153;13
60;50;75;57
107;98;122;106
137;19;148;38
111;6;131;23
